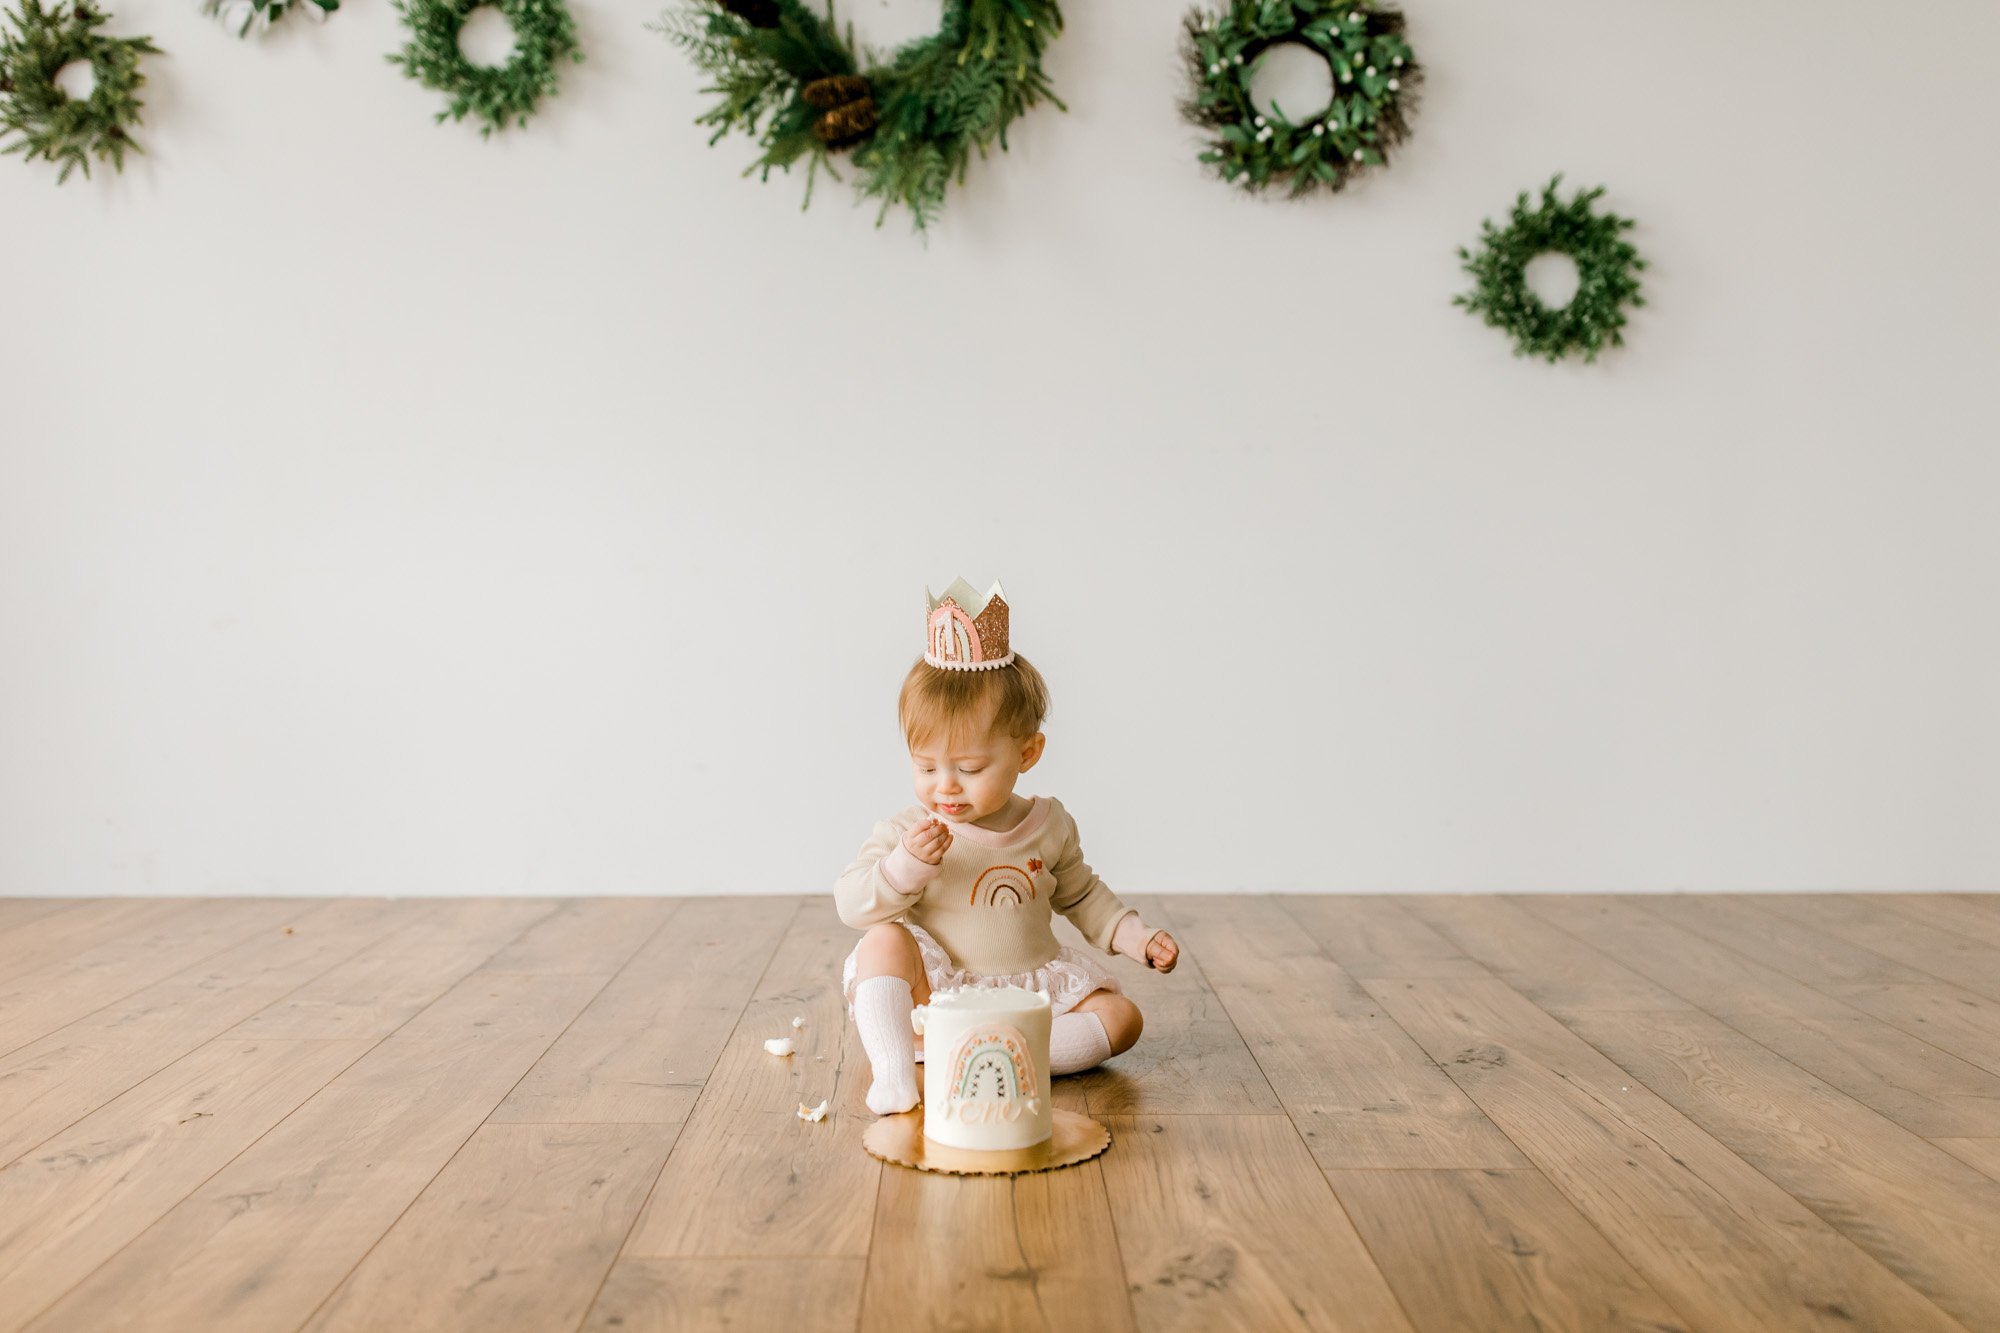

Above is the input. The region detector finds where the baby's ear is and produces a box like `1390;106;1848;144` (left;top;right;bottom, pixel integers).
1019;731;1047;771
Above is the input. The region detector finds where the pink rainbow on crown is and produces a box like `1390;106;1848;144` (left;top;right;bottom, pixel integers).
924;577;1014;671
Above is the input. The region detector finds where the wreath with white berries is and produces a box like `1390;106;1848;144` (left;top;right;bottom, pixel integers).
0;0;155;182
388;0;581;136
1455;175;1647;363
657;0;1064;232
203;0;335;41
1179;0;1418;197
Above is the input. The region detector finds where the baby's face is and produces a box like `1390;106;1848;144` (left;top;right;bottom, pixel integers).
909;717;1042;826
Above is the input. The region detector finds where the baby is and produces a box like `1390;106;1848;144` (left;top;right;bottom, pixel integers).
835;579;1178;1116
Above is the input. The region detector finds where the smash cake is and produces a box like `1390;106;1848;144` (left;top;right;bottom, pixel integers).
912;985;1053;1152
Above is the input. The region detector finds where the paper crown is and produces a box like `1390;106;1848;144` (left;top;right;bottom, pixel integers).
925;578;1014;671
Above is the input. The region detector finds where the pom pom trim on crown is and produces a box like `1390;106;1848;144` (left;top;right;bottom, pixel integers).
924;578;1014;671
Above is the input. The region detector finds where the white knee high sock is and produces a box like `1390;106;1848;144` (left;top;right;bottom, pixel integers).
1050;1010;1112;1075
852;976;919;1114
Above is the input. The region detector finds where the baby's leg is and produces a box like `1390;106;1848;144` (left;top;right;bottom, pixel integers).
851;924;932;1114
1052;989;1143;1075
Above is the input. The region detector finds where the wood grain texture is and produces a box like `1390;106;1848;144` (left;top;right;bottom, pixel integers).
1401;895;1696;1012
26;970;607;1333
0;900;192;985
1860;894;2000;950
1932;1139;2000;1183
861;1161;1137;1333
582;1259;865;1332
0;900;78;932
0;900;304;1057
1278;895;1493;979
1563;1006;2000;1330
1166;895;1529;1169
1361;975;1966;1332
1097;1113;1414;1332
1521;896;2000;1137
1057;896;1284;1117
1752;895;2000;1003
225;898;560;1039
491;896;788;1123
1817;984;2000;1079
1322;1168;1690;1333
4;894;1995;1332
619;897;879;1259
303;1123;677;1333
0;898;418;1166
0;1037;371;1332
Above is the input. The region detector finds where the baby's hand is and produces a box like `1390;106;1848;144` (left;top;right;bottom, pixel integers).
903;818;952;866
1146;931;1180;973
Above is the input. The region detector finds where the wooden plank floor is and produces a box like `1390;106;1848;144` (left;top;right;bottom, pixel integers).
1;894;1998;1332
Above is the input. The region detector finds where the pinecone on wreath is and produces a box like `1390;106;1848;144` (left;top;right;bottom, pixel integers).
716;0;776;27
803;74;875;149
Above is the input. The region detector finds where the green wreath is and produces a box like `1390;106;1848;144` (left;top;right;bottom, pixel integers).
657;0;1064;232
388;0;581;137
203;0;336;41
0;0;156;183
1179;0;1417;197
1455;176;1647;363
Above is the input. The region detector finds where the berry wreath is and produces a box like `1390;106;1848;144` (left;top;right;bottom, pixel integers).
1179;0;1419;197
659;0;1063;232
1455;175;1647;364
388;0;582;137
0;0;156;183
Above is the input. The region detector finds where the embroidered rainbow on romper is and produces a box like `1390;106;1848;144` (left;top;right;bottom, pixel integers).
942;1022;1040;1122
971;864;1038;907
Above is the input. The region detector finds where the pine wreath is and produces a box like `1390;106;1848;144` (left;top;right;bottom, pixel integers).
0;0;156;183
1455;175;1647;363
1179;0;1418;197
656;0;1064;232
388;0;581;137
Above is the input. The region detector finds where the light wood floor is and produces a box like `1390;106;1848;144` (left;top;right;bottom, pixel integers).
2;895;2000;1331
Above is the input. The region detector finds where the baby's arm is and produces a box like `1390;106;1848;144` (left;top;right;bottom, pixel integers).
1046;809;1143;955
833;816;946;929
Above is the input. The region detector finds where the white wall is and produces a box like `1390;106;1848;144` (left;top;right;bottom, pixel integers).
4;0;1996;896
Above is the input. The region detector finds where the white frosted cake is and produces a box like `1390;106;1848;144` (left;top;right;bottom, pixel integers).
911;985;1054;1152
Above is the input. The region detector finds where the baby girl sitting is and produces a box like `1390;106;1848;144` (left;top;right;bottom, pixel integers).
835;579;1178;1116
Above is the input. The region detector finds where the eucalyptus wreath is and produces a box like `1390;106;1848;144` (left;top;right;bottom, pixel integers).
1456;175;1647;363
388;0;581;136
0;0;155;183
1180;0;1417;197
657;0;1064;232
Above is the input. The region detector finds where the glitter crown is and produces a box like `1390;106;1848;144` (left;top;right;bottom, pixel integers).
924;578;1014;671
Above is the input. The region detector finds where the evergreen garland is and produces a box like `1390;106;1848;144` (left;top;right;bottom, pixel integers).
388;0;581;136
656;0;1064;232
1180;0;1417;197
1456;175;1647;363
0;0;156;183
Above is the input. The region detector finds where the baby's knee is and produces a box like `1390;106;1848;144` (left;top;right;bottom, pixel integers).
1090;995;1143;1055
854;922;922;982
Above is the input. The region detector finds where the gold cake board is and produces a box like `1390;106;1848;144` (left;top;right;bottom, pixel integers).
863;1105;1110;1176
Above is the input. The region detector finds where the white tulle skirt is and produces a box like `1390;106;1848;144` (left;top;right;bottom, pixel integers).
840;920;1122;1055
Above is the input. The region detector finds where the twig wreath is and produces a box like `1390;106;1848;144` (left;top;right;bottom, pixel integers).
204;0;336;41
0;0;156;182
1179;0;1417;197
1456;176;1647;363
388;0;581;136
657;0;1064;232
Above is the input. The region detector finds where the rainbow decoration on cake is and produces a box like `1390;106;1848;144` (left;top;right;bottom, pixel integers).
911;986;1053;1151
